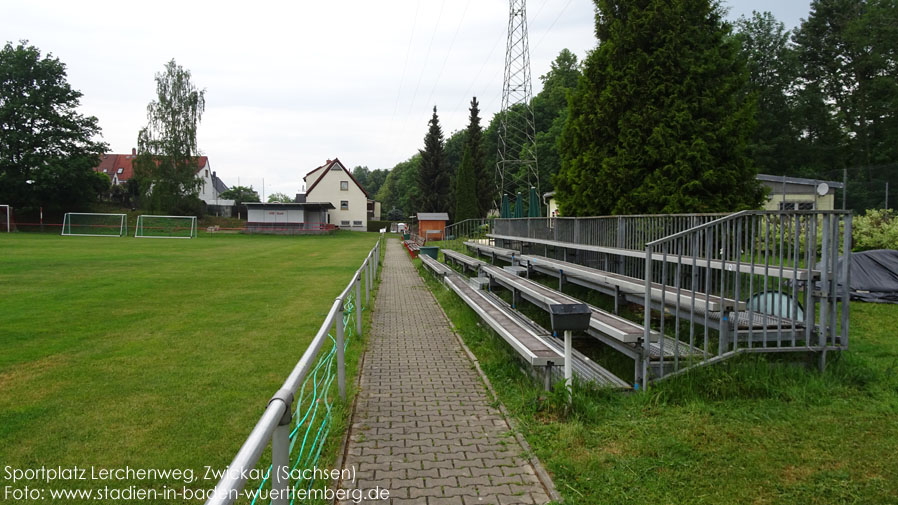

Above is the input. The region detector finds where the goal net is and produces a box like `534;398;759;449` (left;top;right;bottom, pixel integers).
61;213;127;237
0;205;13;232
135;215;197;239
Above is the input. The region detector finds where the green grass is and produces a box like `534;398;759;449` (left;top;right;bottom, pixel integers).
416;261;898;505
0;232;381;504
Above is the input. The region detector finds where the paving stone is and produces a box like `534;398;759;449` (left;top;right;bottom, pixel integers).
337;240;550;505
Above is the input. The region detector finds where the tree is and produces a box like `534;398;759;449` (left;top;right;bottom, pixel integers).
377;154;421;217
219;185;260;206
530;49;582;194
0;40;109;211
734;12;804;177
417;106;450;212
134;59;206;213
792;0;898;211
455;98;484;221
352;165;389;196
267;192;293;203
385;207;405;221
555;0;765;215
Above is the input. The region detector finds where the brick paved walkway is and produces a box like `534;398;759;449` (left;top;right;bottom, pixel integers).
338;239;553;505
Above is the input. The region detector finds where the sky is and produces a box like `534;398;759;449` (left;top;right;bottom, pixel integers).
2;0;812;199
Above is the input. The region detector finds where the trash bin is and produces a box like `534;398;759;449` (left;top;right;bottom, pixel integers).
548;303;591;332
403;233;410;240
419;246;439;260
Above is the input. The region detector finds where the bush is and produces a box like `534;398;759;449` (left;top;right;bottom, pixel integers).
385;207;405;221
170;196;206;218
852;209;898;251
367;220;391;232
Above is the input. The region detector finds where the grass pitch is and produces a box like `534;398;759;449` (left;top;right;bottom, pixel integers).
0;232;380;503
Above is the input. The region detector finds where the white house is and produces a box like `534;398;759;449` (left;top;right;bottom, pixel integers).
93;148;234;215
302;158;369;231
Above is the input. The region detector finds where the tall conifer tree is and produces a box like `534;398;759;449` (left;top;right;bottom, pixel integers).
456;98;484;221
556;0;764;215
417;106;449;212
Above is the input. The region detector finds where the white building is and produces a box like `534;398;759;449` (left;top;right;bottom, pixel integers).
302;158;369;231
93;148;234;215
244;202;335;234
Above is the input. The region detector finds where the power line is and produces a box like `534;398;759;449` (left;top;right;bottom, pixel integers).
532;0;575;52
425;0;472;111
390;0;447;164
387;2;421;150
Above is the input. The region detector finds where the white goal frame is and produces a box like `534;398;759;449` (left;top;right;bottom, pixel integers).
0;205;11;233
134;215;198;239
61;212;127;237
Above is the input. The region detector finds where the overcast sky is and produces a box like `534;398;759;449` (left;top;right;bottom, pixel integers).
2;0;811;198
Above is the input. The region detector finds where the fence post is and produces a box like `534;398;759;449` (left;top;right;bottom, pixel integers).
355;275;363;338
365;258;371;306
269;389;294;505
564;330;573;403
640;246;653;391
336;297;346;401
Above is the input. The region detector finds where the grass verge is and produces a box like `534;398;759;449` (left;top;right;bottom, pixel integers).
415;260;898;505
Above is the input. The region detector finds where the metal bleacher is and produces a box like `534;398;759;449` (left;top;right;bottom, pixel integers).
455;211;852;388
419;250;630;389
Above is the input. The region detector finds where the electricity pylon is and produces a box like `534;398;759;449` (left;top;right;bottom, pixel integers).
496;0;539;215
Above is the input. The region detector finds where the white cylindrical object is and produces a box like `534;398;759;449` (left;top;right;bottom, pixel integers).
564;330;572;402
270;423;290;505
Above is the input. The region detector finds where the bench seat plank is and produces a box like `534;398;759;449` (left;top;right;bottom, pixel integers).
443;274;562;367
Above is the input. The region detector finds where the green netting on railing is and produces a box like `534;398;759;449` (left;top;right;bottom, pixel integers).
250;292;360;505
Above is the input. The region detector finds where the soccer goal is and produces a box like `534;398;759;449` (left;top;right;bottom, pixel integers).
61;213;127;237
134;215;198;239
0;205;12;232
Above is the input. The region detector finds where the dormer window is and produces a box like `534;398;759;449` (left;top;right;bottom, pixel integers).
340;181;349;191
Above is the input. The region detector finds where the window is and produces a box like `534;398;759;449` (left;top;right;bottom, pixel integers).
353;220;363;226
779;201;815;211
340;181;349;191
117;168;124;174
340;220;350;226
340;201;349;210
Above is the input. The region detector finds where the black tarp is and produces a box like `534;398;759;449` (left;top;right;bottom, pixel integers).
827;249;898;303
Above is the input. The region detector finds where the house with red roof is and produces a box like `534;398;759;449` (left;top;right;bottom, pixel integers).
93;148;233;213
301;158;369;231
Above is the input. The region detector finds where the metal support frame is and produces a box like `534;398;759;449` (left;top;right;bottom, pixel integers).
564;330;573;402
336;298;346;401
268;388;294;505
356;277;362;338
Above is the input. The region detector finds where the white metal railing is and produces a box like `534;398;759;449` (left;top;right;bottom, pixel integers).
205;233;383;505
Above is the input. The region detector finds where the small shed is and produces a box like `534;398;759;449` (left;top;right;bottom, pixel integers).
244;202;335;234
416;212;449;242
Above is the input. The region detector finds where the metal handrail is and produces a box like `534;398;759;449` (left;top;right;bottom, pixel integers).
639;211;852;388
205;233;383;505
645;210;851;247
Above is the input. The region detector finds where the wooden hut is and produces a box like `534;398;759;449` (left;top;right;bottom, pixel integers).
416;212;449;242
